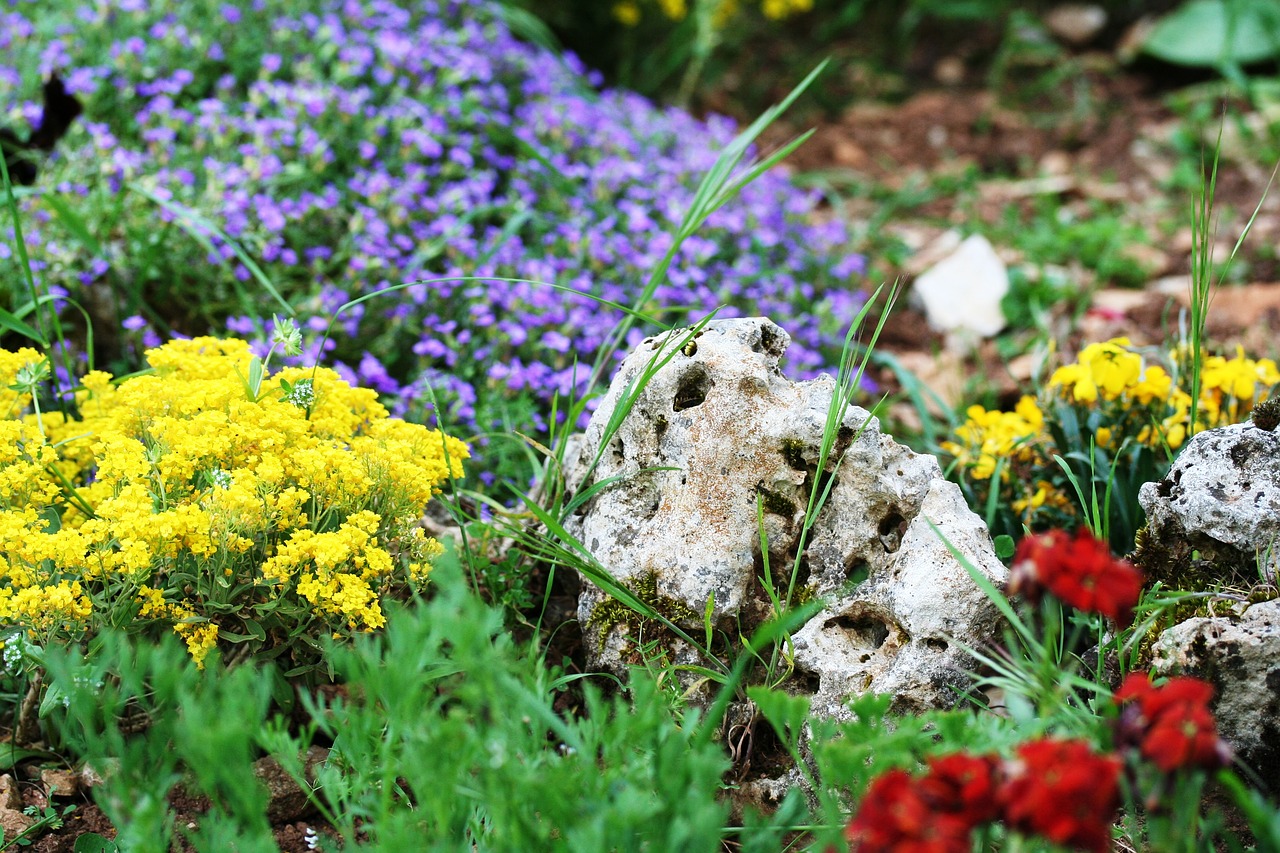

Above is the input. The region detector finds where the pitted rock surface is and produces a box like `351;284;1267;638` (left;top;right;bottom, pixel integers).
1138;422;1280;579
1152;599;1280;785
1137;420;1280;782
563;317;1007;717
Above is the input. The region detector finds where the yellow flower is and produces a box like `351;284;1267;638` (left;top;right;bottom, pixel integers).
1130;365;1173;405
657;0;687;19
175;621;219;669
0;336;468;664
1050;338;1141;403
613;0;641;25
762;0;811;19
943;396;1044;480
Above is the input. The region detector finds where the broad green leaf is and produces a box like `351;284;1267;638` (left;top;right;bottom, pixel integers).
1144;0;1280;67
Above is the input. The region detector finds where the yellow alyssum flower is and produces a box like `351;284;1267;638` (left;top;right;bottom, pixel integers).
762;0;812;19
657;0;687;19
0;348;45;416
1201;349;1280;403
1;337;468;665
0;580;92;633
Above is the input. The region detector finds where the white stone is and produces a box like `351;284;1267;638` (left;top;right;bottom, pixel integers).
1045;4;1108;46
564;317;1007;717
910;234;1009;339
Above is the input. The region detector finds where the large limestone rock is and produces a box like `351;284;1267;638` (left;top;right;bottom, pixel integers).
1137;420;1280;782
1152;600;1280;785
1137;422;1280;584
563;317;1008;718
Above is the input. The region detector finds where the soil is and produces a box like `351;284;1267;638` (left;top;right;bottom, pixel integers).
12;775;335;852
736;14;1280;420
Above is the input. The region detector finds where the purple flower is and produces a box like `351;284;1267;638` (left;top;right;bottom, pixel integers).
1;0;866;488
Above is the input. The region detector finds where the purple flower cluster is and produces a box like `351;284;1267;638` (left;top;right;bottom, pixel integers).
1;0;864;449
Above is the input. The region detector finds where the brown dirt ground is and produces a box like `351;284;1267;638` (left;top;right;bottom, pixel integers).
756;49;1280;420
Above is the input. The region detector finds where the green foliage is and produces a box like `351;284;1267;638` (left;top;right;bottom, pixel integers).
1143;0;1280;70
998;198;1154;290
0;801;75;850
43;630;275;852
38;553;776;850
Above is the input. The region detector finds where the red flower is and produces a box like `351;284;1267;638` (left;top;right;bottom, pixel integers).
917;752;1002;827
1114;673;1231;773
845;769;973;853
998;738;1121;853
1010;528;1143;628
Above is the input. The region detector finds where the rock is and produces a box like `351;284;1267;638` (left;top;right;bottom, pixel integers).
1151;599;1280;784
1136;422;1280;780
910;234;1009;341
0;774;34;839
1136;423;1280;586
1045;4;1107;46
564;317;1008;719
40;767;80;798
0;774;22;811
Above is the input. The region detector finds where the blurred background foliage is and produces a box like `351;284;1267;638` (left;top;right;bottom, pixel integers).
507;0;1280;115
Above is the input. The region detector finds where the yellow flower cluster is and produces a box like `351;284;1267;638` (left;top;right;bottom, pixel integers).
613;0;812;26
946;338;1280;524
0;337;468;666
942;395;1044;481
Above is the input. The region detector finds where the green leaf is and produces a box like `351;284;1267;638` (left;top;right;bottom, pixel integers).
247;356;264;400
0;746;57;771
1143;0;1280;67
994;534;1016;560
41;193;104;257
73;833;120;853
0;306;46;347
746;685;811;753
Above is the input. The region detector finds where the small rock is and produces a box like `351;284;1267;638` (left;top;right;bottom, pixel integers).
831;139;866;169
933;56;965;86
1045;4;1107;46
1137;423;1280;582
1038;149;1073;176
0;775;33;840
40;767;80;798
1152;599;1280;784
79;760;115;788
0;774;22;811
911;233;1009;340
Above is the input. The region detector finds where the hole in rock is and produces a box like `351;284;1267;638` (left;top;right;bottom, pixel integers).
792;668;821;695
844;559;871;588
878;509;907;553
759;323;785;358
672;363;712;412
824;613;890;649
925;638;948;652
878;511;905;538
